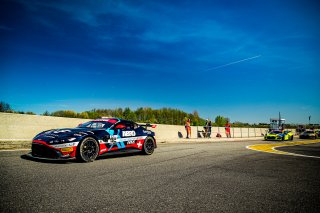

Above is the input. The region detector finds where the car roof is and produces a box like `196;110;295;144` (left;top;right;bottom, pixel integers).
93;118;120;124
92;118;136;124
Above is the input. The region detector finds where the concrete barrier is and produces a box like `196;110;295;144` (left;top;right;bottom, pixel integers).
0;112;295;149
0;113;90;141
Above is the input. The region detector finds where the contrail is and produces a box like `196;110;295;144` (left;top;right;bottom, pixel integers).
204;55;261;72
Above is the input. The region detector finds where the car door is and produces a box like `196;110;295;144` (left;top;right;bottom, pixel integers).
113;121;138;148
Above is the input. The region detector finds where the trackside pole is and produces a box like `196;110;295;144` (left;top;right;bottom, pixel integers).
197;126;198;138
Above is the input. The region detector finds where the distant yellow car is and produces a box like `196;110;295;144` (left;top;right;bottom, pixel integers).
264;130;294;141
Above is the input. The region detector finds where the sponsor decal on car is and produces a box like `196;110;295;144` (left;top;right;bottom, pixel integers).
122;131;136;137
127;140;135;144
137;142;142;148
117;136;146;142
53;130;71;134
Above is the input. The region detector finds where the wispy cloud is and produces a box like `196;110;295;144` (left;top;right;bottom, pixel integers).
202;55;261;72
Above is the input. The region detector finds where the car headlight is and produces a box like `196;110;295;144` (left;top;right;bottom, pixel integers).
50;137;77;144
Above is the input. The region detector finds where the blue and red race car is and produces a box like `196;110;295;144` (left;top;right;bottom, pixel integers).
28;118;156;162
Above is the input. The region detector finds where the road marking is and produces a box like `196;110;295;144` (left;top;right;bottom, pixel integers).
246;140;320;159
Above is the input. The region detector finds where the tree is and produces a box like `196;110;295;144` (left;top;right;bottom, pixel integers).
78;112;89;119
127;111;137;121
123;107;131;120
43;111;50;116
135;107;144;121
215;115;227;127
114;108;123;118
51;110;77;118
0;101;12;112
86;110;100;119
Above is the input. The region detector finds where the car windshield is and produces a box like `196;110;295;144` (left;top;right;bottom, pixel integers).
78;121;113;129
270;130;282;134
305;131;314;134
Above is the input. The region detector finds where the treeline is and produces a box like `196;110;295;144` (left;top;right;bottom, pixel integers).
41;110;307;128
47;108;261;127
0;101;35;115
0;101;301;128
47;107;206;126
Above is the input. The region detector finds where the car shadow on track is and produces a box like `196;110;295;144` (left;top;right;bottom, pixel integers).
20;154;74;164
20;150;143;164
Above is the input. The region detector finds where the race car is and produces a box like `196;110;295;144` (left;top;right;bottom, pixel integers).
264;130;294;141
28;118;156;162
299;130;318;139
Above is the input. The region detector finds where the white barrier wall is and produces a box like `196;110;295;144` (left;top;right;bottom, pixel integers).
0;113;294;142
193;126;269;138
0;113;90;140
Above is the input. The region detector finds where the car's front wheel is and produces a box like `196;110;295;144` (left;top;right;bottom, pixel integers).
142;137;155;155
77;137;99;162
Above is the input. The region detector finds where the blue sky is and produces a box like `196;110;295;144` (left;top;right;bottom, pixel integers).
1;0;319;124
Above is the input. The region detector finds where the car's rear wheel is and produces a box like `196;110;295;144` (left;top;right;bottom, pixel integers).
142;137;155;155
77;137;99;162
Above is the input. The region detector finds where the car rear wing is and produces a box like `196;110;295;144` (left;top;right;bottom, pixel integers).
140;123;157;129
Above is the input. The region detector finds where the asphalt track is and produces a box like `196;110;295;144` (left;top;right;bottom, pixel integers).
277;142;320;157
1;139;320;212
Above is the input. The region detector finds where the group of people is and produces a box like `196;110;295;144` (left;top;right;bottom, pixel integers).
185;118;232;139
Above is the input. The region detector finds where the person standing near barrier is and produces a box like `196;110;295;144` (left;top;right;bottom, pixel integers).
225;120;231;138
204;119;208;137
207;119;212;138
185;118;191;138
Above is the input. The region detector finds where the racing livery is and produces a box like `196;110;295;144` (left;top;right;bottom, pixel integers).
28;118;156;162
264;130;294;141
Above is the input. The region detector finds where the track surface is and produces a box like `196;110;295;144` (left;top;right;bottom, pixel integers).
277;142;320;157
1;140;320;212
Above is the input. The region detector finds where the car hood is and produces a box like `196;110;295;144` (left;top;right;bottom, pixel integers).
33;128;99;143
301;132;314;136
267;133;283;136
